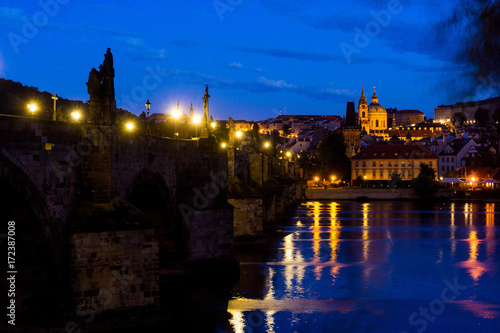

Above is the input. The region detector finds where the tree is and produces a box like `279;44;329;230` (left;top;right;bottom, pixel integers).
451;112;467;126
317;130;351;181
388;172;403;188
411;163;439;198
474;107;490;126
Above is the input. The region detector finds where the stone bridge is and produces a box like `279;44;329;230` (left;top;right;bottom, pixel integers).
0;114;235;320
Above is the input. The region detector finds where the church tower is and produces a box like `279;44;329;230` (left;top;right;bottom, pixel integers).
358;86;369;133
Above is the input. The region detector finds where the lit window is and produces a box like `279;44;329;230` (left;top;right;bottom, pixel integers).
395;162;398;167
380;161;384;167
401;162;405;167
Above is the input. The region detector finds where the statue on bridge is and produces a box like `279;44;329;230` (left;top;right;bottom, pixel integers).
86;48;116;125
200;85;210;138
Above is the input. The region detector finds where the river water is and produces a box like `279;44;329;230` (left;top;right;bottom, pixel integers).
223;201;500;333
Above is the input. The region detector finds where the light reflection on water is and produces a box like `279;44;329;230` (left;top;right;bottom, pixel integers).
228;201;500;332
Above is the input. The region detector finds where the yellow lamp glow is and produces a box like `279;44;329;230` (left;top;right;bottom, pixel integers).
211;122;216;128
286;151;291;157
314;177;319;182
264;142;270;148
192;115;202;125
236;131;243;138
172;109;181;119
71;111;81;121
125;122;134;131
221;142;227;148
27;103;38;115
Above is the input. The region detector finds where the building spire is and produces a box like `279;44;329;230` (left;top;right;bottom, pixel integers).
359;85;367;106
371;86;379;104
189;102;194;117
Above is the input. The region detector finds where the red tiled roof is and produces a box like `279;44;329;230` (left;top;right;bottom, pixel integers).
351;142;438;160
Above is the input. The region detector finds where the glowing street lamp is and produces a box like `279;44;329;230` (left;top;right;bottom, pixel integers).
172;104;181;139
27;103;37;118
211;121;216;129
192;114;202;138
314;177;319;182
264;142;270;148
221;142;227;148
236;130;243;138
145;99;151;136
125;122;135;131
71;111;81;122
286;151;292;159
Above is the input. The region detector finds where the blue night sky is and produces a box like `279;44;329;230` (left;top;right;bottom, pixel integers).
0;0;475;121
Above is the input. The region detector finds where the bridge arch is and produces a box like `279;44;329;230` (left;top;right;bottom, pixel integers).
0;152;62;322
0;152;62;258
125;169;181;268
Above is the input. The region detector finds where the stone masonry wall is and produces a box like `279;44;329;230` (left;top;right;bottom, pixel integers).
183;208;233;261
228;198;264;238
69;228;159;311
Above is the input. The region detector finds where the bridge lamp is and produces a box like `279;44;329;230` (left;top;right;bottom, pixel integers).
192;114;202;138
27;103;38;117
145;99;151;135
286;151;292;158
211;121;216;129
172;106;181;139
264;142;270;149
221;142;227;148
236;130;243;138
71;111;82;122
314;177;319;182
125;122;135;131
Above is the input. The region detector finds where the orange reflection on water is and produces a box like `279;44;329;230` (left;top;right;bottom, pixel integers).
330;202;341;280
312;202;322;280
486;203;495;259
362;203;370;262
463;230;487;282
450;202;456;258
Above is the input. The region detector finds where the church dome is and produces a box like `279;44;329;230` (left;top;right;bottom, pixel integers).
368;87;386;114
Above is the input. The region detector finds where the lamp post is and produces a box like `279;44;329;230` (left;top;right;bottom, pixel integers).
145;99;151;136
236;130;242;149
172;104;181;139
192;114;202;138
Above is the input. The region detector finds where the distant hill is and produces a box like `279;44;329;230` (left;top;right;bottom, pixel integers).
0;78;134;121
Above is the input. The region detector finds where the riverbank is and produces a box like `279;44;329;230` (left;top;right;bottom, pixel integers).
304;188;453;200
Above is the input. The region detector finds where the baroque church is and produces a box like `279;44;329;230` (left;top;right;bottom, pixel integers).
359;86;388;135
342;86;389;157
